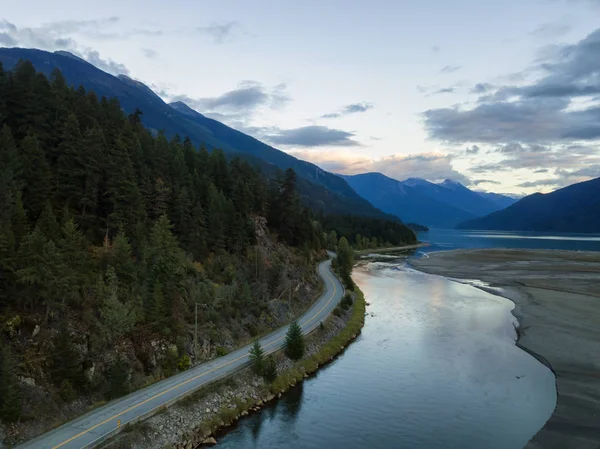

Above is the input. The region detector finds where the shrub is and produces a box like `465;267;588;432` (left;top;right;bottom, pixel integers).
105;357;130;400
59;379;76;402
263;355;278;382
341;293;353;310
216;346;229;357
177;354;191;371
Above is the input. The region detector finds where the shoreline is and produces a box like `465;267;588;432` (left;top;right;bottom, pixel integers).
411;248;600;449
354;242;428;255
101;272;367;449
171;282;367;449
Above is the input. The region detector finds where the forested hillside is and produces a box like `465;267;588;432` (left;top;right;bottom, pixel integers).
0;48;395;221
0;60;415;435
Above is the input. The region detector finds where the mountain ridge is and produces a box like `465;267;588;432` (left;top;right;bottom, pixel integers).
341;173;517;228
457;177;600;232
0;47;393;220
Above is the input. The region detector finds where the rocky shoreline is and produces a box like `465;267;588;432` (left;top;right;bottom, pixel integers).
412;249;600;449
101;286;366;449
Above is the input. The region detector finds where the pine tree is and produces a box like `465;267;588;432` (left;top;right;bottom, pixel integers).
56;113;84;210
249;340;265;375
284;320;305;361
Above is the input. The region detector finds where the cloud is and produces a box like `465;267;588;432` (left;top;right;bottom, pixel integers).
518;178;560;188
82;49;129;75
168;81;290;126
264;126;360;147
472;179;501;185
424;28;600;145
196;22;239;44
287;150;470;184
321;102;373;119
440;65;461;74
433;87;456;94
431;45;441;53
465;145;480;155
470;83;494;94
534;168;549;173
0;18;139;75
530;21;573;39
142;48;157;59
0;31;16;46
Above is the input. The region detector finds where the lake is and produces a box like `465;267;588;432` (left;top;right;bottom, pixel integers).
215;253;557;448
417;228;600;253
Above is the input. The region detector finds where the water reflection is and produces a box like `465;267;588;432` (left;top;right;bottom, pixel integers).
216;260;556;449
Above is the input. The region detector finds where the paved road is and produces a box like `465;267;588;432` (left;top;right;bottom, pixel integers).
18;255;343;449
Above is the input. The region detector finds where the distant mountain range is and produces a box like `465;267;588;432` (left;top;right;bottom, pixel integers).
457;177;600;232
0;47;393;220
341;173;517;228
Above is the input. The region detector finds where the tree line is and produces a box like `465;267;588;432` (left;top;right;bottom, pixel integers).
0;60;415;422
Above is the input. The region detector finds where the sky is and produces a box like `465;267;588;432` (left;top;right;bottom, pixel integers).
2;0;600;195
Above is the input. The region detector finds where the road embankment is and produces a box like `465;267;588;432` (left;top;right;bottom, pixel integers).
411;248;600;449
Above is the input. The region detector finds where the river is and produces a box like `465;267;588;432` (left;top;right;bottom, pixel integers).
216;242;559;448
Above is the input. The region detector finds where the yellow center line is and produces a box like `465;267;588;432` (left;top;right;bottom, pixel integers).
51;263;338;449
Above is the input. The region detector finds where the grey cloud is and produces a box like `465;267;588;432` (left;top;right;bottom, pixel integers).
424;27;600;146
530;21;572;39
440;65;461;73
497;143;549;153
142;48;157;59
83;49;130;75
534;168;549;173
569;164;600;177
518;178;560;188
465;145;480;155
0;32;16;46
196;22;239;44
54;37;75;48
170;82;290;119
472;179;501;185
433;87;455;94
0;17;151;75
431;45;441;53
321;102;373;119
265;126;360;147
470;83;494;94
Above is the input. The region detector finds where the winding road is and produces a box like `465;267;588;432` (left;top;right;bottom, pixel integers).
18;255;344;449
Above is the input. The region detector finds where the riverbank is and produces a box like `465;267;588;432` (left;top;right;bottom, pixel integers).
411;249;600;449
101;284;366;449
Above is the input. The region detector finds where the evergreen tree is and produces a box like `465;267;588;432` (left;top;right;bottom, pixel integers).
249;340;265;375
284;320;305;361
19;134;52;220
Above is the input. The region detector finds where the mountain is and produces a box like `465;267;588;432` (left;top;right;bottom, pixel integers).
0;47;390;220
341;173;517;228
476;192;519;210
457;177;600;232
